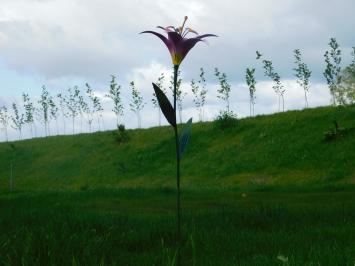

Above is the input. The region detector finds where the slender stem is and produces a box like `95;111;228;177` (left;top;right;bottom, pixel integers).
173;64;181;266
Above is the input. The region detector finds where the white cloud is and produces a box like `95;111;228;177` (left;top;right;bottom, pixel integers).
0;0;353;141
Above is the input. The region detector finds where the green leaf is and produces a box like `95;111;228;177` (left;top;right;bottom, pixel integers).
152;83;176;128
179;118;193;159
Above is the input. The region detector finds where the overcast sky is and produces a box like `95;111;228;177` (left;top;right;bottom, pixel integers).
0;0;354;140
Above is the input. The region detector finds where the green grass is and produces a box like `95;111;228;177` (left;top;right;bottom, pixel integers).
1;105;355;191
1;189;355;265
0;105;355;265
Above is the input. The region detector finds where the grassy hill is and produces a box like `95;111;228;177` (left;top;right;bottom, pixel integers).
1;104;355;192
1;105;355;265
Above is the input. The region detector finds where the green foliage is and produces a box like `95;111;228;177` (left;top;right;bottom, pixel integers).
245;67;256;116
213;110;237;130
191;68;208;121
115;124;129;143
340;47;355;104
106;75;124;126
0;105;10;141
11;103;25;140
152;73;166;126
37;85;53;136
293;49;312;108
129;81;145;128
257;52;285;112
214;68;232;113
323;38;343;105
85;83;102;132
169;69;185;123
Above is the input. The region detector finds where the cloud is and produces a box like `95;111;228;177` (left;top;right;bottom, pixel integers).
0;0;353;141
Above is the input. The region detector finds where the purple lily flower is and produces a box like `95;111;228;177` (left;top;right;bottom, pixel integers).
141;16;217;66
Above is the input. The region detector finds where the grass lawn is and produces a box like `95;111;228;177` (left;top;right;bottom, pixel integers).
1;188;355;265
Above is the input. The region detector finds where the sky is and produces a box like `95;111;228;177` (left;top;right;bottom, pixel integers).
0;0;354;141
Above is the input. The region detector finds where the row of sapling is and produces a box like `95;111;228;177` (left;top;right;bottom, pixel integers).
1;38;354;141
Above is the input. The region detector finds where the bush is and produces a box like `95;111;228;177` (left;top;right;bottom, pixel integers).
213;110;238;130
115;124;129;143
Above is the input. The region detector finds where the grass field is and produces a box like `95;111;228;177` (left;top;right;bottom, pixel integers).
0;105;355;265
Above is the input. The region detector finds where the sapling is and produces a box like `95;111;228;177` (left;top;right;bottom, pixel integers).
215;67;232;113
106;75;124;127
77;89;88;133
323;38;342;105
169;69;185;124
340;47;355;104
84;86;96;132
49;98;59;135
245;67;257;116
86;83;104;131
38;86;52;136
11;103;25;140
0;106;10;142
191;67;208;121
152;73;166;126
129;81;145;128
22;93;36;138
293;49;312;108
57;93;68;134
64;86;79;135
257;53;285;112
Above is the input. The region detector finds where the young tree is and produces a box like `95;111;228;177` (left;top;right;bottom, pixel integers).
64;86;79;135
37;86;52;137
57;93;68;134
214;67;232;113
169;69;185;123
340;47;355;104
323;38;342;105
245;67;256;116
11;103;25;140
106;75;124;127
191;67;208;121
77;88;88;133
129;81;145;128
86;83;104;132
257;53;285;112
49;98;59;135
0;106;10;142
152;73;166;126
22;93;36;138
293;49;312;108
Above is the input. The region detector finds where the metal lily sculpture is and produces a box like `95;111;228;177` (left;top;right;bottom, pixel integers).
141;16;216;264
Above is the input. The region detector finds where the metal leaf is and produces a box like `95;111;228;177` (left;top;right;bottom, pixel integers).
179;118;193;159
152;83;176;128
